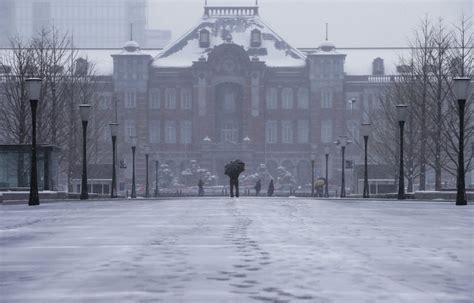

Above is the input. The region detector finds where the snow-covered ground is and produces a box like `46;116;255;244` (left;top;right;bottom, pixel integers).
1;198;473;302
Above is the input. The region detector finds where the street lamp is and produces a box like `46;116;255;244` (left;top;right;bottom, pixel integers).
154;154;159;198
361;122;371;198
25;78;42;206
130;136;137;199
311;149;316;197
144;145;150;198
335;136;351;198
453;77;471;206
79;104;91;200
324;146;330;198
109;122;119;198
396;104;408;200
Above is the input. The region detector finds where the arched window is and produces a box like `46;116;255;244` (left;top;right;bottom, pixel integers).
282;88;294;109
199;29;210;48
180;88;192;110
251;29;262;47
297;87;309;109
266;87;278;109
165;88;176;109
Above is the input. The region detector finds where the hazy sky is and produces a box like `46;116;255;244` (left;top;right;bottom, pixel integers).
148;0;472;48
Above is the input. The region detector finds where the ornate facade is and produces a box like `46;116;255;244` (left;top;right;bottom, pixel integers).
91;4;396;192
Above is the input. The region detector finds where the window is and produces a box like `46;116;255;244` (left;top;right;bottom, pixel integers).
149;89;160;109
282;88;293;109
149;121;160;143
266;120;277;144
98;94;111;110
321;120;332;143
321;90;332;108
199;29;210;48
165;88;176;109
251;29;261;47
282;121;293;144
222;121;239;143
347;120;359;140
124;91;136;108
223;90;236;113
297;87;309;109
297;120;309;143
180;88;192;110
180;121;192;144
100;125;110;142
165;121;176;144
125;120;136;141
266;87;278;109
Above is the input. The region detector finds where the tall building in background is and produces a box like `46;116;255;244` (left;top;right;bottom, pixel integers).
0;0;15;47
0;0;171;48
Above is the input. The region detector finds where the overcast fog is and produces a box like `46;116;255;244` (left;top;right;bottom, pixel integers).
1;0;474;302
149;0;472;47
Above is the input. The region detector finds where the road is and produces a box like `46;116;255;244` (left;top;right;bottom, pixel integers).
1;198;473;302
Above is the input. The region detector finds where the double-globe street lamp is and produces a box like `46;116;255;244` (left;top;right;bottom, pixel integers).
110;122;119;198
144;145;151;198
311;149;316;197
361;122;371;198
155;155;160;198
453;77;471;206
324;146;330;198
25;78;43;206
335;136;351;198
130;136;137;199
79;104;91;200
396;104;408;200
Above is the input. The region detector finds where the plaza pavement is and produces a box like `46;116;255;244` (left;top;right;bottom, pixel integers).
1;197;473;302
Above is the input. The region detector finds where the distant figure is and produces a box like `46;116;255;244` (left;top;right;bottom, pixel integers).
255;179;262;196
224;160;245;198
267;179;274;197
198;179;204;196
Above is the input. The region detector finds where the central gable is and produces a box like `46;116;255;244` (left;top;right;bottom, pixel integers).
152;5;306;68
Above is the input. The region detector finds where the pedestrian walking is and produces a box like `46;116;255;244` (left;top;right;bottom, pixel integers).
224;160;245;198
267;179;274;197
198;179;204;196
255;179;261;196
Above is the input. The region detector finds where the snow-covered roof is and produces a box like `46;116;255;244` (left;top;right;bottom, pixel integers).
0;47;413;77
152;6;307;68
342;48;411;75
302;47;411;75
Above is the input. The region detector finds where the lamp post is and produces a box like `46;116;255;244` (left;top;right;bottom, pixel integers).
361;122;371;198
79;104;91;200
144;145;150;198
130;136;137;199
311;150;316;197
25;78;42;206
453;77;471;206
110;123;119;198
324;146;330;198
154;155;159;198
335;136;351;198
396;104;408;200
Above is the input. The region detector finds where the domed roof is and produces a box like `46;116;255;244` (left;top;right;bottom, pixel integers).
319;41;336;52
122;40;140;52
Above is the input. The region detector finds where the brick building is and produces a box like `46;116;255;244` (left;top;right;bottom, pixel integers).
79;4;416;194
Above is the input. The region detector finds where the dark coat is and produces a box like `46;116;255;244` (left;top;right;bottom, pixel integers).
255;180;262;191
267;179;274;196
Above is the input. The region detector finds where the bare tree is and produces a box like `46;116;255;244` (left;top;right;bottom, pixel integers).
444;16;474;181
409;16;434;191
0;27;100;191
425;18;452;190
